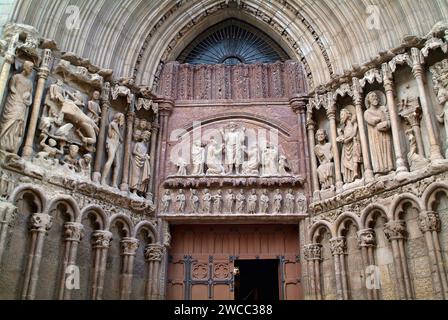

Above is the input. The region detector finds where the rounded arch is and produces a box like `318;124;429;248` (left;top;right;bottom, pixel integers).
80;205;108;230
360;203;389;229
133;221;158;243
334;212;361;237
109;214;134;238
9;184;46;213
45;195;81;222
390;193;422;220
422;181;448;211
309;220;334;243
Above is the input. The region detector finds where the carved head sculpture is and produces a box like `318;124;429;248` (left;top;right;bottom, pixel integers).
178;189;184;194
48;138;57;147
22;60;34;75
275;189;280;194
92;90;100;100
204;189;210;194
133;129;142;141
134;118;141;129
83;153;92;164
69;144;79;157
262;189;268;195
139;118;148;130
251;189;256;195
340;108;352;124
55;79;64;87
142;130;151;142
114;112;125;126
315;129;328;143
164;190;170;196
217;190;222;195
240;188;244;194
288;188;293;194
192;189;197;195
366;91;380;108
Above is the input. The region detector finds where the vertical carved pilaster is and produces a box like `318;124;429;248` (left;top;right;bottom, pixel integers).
91;230;112;300
147;119;159;202
120;237;139;300
0;201;16;265
326;95;343;191
155;99;174;192
144;244;164;300
330;236;348;300
120;108;136;191
306;112;320;199
357;228;378;300
304;243;322;300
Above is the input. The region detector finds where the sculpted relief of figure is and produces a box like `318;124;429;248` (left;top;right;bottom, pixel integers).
260;189;270;214
364;91;394;175
430;59;448;157
296;192;307;213
213;190;223;213
86;90;101;125
78;154;92;179
337;108;362;183
262;143;279;176
176;158;188;176
235;189;246;213
130;130;151;196
206;137;224;175
220;122;246;175
191;141;205;175
0;61;34;154
242;145;260;175
406;129;429;171
101;113;125;188
273;189;283;214
161;190;172;213
247;189;258;214
176;189;186;213
285;189;295;213
35;138;63;165
225;189;235;214
190;189;200;213
314;129;335;189
202;189;212;213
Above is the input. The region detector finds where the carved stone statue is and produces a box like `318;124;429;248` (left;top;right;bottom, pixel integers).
273;189;283;214
406;129;429;171
364;91;394;174
225;189;235;213
296;192;307;213
63;144;80;171
285;189;295;213
206;138;224;175
191;141;205;175
430;59;448;158
235;189;246;213
129;130;151;196
190;189;200;213
242;145;260;175
35;137;63;165
337;108;362;183
220;122;246;174
202;189;212;213
78;154;92;179
260;189;270;214
314;129;334;189
261;143;279;176
247;189;258;214
213;190;223;213
176;158;188;176
278;155;291;176
0;61;34;154
161;190;172;213
101;113;125;188
86;90;101;125
176;189;186;213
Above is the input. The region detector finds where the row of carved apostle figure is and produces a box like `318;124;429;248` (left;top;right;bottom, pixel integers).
161;188;308;214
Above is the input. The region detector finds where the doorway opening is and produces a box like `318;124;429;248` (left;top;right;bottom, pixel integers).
234;259;279;300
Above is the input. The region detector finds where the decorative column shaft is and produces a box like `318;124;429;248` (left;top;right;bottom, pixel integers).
22;49;52;158
147;119;159;202
381;65;408;173
357;228;378;300
120;237;139;300
144;244;164;300
330;236;348;300
403;110;425;157
59;222;84;300
418;211;448;299
304;243;322;300
22;213;53;300
410;48;443;160
91;230;112;300
92;83;111;183
155;99;174;191
352;79;375;180
326;95;343;191
0;201;16;265
0;33;18;106
120;106;136;191
306;115;320;198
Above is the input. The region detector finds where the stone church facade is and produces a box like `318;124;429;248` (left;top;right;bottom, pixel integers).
0;0;447;300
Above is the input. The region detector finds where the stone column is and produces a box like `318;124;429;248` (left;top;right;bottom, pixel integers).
146;119;159;202
59;222;84;300
418;211;448;299
144;244;164;300
22;49;52;159
22;213;53;300
352;79;374;180
0;33;18;106
91;230;112;300
357;228;378;300
410;48;443;161
403;110;424;157
0;201;16;265
326;95;343;191
381;64;408;173
155;99;174;187
330;236;348;300
304;243;322;300
92;83;111;183
384;220;413;299
306;114;320;198
120;107;135;191
119;237;139;300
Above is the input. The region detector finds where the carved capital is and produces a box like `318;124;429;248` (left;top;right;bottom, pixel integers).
30;213;53;233
304;243;322;260
101;82;111;102
381;63;394;92
157;99;175;116
329;237;346;255
306;112;316;130
144;244;164;262
64;222;84;242
92;230;113;249
0;201;16;226
418;211;441;233
290;94;309;114
357;228;376;248
384;220;407;241
352;78;363;105
121;237;140;256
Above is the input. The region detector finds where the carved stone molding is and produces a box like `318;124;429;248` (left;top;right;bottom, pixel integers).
384;220;407;241
418;210;441;233
163;176;304;189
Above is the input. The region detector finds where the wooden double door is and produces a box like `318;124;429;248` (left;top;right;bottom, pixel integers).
166;224;302;300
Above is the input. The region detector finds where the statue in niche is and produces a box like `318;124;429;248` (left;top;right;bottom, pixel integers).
101;113;125;188
63;144;80;171
129;130;151;196
235;189;246;213
430;59;448;158
78;154;92;179
176;158;188;176
337;108;362;183
213;190;223;213
364;91;394;175
35;137;64;165
247;189;258;214
260;189;270;214
202;189;212;213
296;193;307;213
314;129;335;189
278;155;291;176
220;122;246;175
261;143;279;176
191;141;205;175
161;190;172;213
285;189;295;213
86;90;101;125
190;189;200;213
206;137;224;175
406;129;429;171
225;189;236;213
273;189;283;214
0;61;34;154
176;189;186;213
242;145;259;175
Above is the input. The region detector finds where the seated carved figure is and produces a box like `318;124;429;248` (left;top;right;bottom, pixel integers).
314;129;334;189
